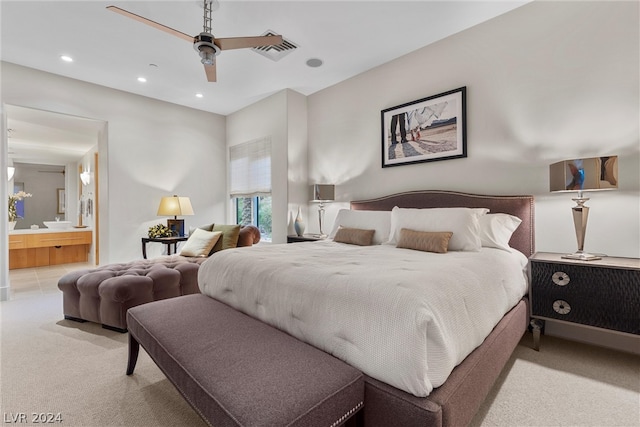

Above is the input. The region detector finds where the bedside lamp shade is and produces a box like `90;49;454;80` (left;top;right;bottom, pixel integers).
549;156;618;261
549;156;618;193
157;195;194;236
310;184;335;203
157;196;194;218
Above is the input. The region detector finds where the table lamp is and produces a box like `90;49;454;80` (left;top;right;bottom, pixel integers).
310;184;335;237
549;156;618;261
157;195;194;236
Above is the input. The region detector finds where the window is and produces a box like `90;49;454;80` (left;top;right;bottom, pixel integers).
235;196;272;242
229;138;272;242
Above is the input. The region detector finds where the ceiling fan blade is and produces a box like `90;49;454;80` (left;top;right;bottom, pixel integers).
106;6;194;43
204;64;217;82
215;35;283;51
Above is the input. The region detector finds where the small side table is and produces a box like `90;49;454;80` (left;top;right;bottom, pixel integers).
141;236;188;259
287;234;325;243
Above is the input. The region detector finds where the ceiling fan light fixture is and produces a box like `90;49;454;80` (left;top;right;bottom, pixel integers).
194;34;220;66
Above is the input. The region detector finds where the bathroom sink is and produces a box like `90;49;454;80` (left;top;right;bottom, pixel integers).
43;221;72;229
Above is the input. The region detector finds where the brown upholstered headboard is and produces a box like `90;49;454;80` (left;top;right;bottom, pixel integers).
350;190;535;257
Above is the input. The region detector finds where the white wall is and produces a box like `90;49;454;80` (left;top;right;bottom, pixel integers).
226;89;308;244
1;62;227;264
307;1;640;258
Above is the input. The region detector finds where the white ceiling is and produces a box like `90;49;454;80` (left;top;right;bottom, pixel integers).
1;0;529;164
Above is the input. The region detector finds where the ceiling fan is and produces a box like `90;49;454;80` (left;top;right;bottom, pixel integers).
107;1;283;82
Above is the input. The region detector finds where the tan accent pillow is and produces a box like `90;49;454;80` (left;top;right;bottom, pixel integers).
396;228;453;253
211;224;241;253
179;229;222;257
188;223;214;237
333;227;376;246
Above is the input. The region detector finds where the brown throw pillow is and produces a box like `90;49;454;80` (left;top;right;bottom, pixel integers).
210;224;241;253
334;227;375;246
396;228;453;253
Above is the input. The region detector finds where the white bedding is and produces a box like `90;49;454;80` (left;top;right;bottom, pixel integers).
198;241;528;397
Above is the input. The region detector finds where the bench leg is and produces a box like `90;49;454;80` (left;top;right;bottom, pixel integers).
103;324;128;333
64;315;87;323
127;333;140;375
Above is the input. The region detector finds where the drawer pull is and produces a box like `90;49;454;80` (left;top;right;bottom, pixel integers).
552;300;571;315
552;271;570;286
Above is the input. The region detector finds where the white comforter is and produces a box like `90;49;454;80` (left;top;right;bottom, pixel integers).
198;241;528;397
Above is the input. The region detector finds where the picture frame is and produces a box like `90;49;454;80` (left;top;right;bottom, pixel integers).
167;219;185;237
57;188;65;214
381;86;466;168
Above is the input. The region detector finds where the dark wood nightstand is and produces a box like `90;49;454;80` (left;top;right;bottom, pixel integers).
528;252;640;350
141;236;189;259
287;234;325;243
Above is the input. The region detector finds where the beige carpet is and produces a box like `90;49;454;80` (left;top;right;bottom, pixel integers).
1;291;639;427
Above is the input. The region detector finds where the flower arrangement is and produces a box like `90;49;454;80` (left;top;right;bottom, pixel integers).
148;223;174;238
8;191;32;222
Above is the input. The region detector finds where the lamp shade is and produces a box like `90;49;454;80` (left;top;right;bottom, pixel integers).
310;184;335;202
157;195;194;217
549;156;618;193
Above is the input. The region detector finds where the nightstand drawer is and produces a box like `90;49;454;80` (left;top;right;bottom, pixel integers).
530;256;640;335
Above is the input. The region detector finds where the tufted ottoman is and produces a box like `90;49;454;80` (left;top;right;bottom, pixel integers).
58;225;261;332
58;256;205;332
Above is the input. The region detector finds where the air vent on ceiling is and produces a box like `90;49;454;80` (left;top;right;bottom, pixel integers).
251;30;297;62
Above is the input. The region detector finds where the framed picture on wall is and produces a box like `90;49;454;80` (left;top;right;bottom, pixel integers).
381;86;466;168
57;188;65;214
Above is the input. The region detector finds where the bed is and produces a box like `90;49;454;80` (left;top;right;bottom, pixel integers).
198;190;535;426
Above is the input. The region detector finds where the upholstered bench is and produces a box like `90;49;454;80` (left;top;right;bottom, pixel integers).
58;255;204;332
126;294;364;427
58;225;261;332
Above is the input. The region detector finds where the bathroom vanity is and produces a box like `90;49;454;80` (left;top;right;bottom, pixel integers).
8;228;92;269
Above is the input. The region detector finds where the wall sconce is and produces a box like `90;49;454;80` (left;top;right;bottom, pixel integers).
7;166;15;181
549;156;618;261
310;184;335;237
157;195;194;237
80;170;91;186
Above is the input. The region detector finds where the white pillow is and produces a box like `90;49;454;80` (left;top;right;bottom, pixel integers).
479;213;522;252
387;206;488;251
329;210;391;245
179;229;222;257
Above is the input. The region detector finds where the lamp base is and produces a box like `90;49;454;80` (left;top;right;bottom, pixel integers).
167;219;185;237
561;251;601;261
307;233;327;239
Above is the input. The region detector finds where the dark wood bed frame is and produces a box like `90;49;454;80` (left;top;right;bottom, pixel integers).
350;190;535;427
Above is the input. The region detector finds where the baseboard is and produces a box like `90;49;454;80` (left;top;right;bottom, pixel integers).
544;321;640;355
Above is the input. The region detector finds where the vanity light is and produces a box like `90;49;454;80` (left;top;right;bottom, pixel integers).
80;170;91;186
60;55;73;62
195;93;204;98
137;77;147;83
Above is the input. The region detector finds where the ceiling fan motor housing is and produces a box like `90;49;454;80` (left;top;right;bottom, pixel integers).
194;33;220;65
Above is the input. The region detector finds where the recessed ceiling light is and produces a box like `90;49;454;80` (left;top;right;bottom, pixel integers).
60;55;73;62
306;58;323;68
137;77;147;83
195;93;204;98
